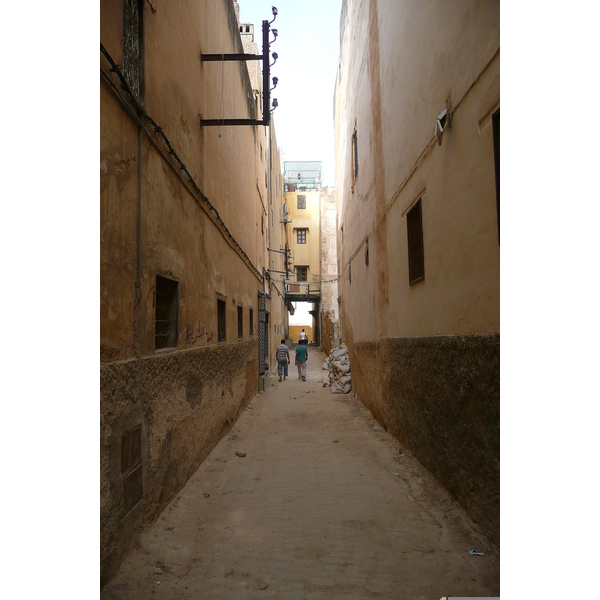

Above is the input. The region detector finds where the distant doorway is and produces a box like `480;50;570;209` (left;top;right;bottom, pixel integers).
288;300;319;345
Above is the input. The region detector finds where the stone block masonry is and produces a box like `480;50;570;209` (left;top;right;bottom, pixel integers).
351;333;500;545
100;340;258;587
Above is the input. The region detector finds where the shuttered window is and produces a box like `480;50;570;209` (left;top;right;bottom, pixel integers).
297;195;306;209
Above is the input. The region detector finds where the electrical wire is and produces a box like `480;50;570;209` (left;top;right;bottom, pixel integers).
100;43;263;282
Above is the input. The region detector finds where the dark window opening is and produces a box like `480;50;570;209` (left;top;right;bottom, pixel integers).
407;199;425;285
218;299;227;343
297;195;306;209
155;276;178;350
297;229;307;244
492;108;500;244
238;306;243;340
297;266;307;282
249;308;254;336
246;25;250;32
352;130;359;182
123;0;144;104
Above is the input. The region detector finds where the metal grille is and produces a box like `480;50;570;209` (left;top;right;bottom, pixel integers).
297;229;306;244
283;161;322;190
258;292;266;375
297;195;306;209
124;0;143;103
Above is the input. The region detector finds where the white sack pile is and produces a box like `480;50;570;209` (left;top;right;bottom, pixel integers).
321;344;352;394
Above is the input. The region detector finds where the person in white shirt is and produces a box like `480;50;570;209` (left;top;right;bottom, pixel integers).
300;329;307;342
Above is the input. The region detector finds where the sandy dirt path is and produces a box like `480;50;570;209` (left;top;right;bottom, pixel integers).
101;350;499;599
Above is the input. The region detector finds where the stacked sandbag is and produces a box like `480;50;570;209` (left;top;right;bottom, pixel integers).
322;344;352;394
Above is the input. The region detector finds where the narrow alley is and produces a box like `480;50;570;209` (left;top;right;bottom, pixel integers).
101;352;499;600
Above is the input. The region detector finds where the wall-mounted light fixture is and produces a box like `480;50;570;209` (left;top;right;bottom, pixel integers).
435;108;452;146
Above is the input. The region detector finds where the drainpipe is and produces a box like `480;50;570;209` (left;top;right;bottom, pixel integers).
133;125;142;356
136;126;142;284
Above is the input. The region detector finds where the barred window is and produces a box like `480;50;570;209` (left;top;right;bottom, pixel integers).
297;229;307;244
124;0;143;103
297;195;306;209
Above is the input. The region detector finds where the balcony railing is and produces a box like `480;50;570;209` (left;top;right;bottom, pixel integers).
287;282;320;296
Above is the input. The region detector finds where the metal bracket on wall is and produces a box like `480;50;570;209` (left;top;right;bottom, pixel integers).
200;8;278;127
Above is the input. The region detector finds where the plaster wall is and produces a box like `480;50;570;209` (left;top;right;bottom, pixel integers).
319;186;339;316
266;119;287;368
100;0;283;585
334;0;500;543
319;186;339;355
335;0;499;341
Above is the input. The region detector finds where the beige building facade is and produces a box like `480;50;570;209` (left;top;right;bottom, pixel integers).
100;0;283;586
283;161;323;343
334;0;500;543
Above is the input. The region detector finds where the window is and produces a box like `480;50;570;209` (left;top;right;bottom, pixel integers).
352;129;359;182
155;276;178;350
238;306;243;340
249;308;254;336
297;266;307;282
492;108;500;243
297;194;306;209
407;199;425;284
261;214;264;235
297;229;307;244
217;299;227;343
123;0;144;104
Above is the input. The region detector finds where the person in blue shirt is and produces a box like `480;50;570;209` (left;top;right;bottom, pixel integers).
295;339;309;381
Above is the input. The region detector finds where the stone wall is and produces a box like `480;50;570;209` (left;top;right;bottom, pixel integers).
100;0;283;586
321;310;339;357
100;340;258;586
351;334;500;544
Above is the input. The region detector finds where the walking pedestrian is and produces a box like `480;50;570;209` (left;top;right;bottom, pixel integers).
300;328;307;342
276;339;290;382
295;339;309;381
